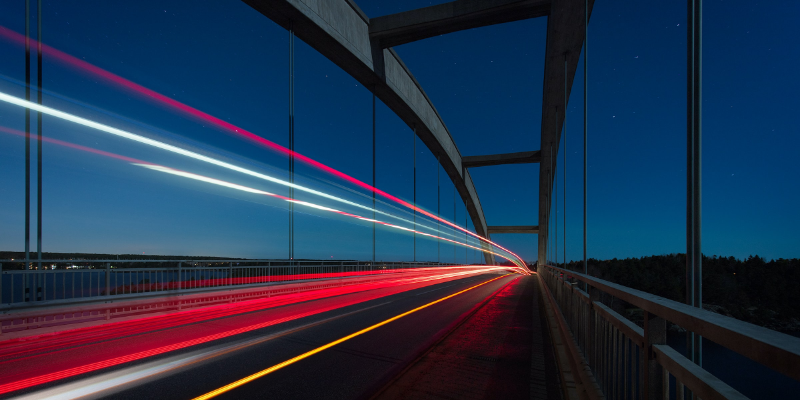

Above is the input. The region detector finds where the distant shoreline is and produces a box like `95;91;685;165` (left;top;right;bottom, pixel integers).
558;253;800;333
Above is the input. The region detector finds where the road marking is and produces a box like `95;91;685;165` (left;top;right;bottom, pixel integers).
193;273;512;400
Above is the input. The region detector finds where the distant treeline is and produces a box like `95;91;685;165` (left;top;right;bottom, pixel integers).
0;251;246;270
0;251;360;269
0;251;240;261
559;254;800;332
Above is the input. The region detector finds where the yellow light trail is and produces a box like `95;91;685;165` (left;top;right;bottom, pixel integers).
192;273;514;400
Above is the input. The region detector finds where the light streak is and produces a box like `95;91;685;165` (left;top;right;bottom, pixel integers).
136;164;276;196
134;164;523;267
0;302;356;394
0;267;499;360
192;273;514;400
13;302;392;400
0;128;471;249
0;27;528;270
0;268;513;395
0;126;151;165
0;95;468;246
0;305;330;394
0;121;524;268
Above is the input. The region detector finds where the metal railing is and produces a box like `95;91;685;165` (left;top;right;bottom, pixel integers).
0;259;452;306
539;264;800;400
0;271;422;335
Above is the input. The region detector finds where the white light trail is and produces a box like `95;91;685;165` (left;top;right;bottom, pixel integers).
136;164;524;268
0;91;528;270
0;91;469;243
138;164;276;196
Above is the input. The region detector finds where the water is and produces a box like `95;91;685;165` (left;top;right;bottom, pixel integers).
667;331;800;399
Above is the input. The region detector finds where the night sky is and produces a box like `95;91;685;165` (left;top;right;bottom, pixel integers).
0;0;797;263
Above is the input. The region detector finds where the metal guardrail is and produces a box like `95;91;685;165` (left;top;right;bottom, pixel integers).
539;264;800;400
0;259;450;306
0;272;410;335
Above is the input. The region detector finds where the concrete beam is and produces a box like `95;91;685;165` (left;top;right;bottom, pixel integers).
537;0;595;264
487;226;539;235
243;0;495;263
462;150;541;168
370;0;550;48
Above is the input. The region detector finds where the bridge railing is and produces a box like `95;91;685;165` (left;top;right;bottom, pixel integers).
539;264;800;400
0;259;451;306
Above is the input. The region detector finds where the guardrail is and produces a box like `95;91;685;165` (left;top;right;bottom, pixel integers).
539;264;800;400
0;271;420;335
0;259;451;306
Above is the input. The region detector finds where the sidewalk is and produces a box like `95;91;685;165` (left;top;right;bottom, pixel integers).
373;275;562;400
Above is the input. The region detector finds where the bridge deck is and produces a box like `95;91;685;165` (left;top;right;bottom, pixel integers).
1;270;562;398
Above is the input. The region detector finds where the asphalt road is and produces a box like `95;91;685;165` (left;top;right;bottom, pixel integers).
11;271;518;400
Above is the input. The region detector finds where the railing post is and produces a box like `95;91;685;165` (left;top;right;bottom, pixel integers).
105;262;110;296
587;285;599;372
229;262;233;286
104;262;111;320
177;262;182;291
643;310;666;400
556;273;562;305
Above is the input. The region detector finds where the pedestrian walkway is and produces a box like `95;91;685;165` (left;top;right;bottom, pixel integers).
374;275;562;400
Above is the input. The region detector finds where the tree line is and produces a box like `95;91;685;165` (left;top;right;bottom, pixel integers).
559;254;800;332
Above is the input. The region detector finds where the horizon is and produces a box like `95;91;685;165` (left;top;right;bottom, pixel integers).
1;250;794;265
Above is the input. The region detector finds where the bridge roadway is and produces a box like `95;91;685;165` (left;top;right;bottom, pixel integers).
0;269;554;399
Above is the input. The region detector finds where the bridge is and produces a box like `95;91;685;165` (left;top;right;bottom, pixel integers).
0;0;798;399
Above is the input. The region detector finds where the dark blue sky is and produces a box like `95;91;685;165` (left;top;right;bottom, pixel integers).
0;0;797;263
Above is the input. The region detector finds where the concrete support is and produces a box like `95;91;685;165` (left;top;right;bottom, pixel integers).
370;0;550;48
487;226;539;235
462;150;541;168
537;0;595;264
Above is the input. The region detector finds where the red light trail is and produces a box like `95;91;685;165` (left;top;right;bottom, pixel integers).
0;268;513;395
193;273;514;399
